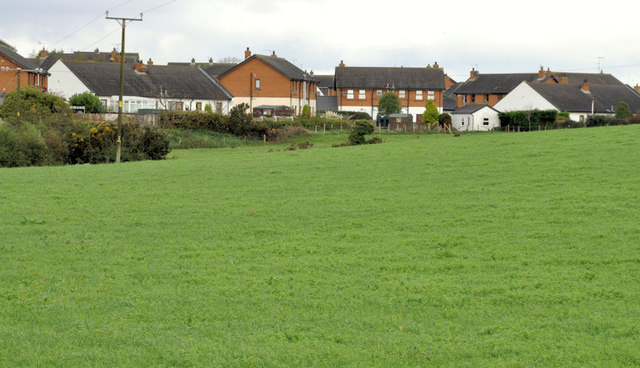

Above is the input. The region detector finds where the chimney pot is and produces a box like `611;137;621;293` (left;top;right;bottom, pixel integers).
538;66;546;79
470;68;478;80
339;60;345;68
147;58;153;66
244;47;252;59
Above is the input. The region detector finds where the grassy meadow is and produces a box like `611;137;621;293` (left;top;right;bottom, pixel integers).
1;126;639;367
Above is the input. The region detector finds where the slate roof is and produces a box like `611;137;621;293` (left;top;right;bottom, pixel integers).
40;51;140;71
314;75;335;89
200;63;236;78
220;54;317;82
334;67;445;90
455;73;539;94
61;61;232;100
541;72;622;85
0;45;39;70
527;82;640;113
443;82;463;111
451;104;498;115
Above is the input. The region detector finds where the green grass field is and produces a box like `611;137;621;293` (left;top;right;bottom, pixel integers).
1;126;639;367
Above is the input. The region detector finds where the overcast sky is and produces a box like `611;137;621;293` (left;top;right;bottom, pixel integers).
2;0;640;84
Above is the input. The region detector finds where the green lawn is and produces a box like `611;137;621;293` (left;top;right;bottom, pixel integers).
1;126;639;367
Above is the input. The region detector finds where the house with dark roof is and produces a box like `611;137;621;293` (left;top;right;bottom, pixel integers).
451;104;500;131
39;48;140;71
494;79;640;123
334;61;446;121
454;67;629;109
0;42;48;97
48;59;232;113
168;58;236;78
218;48;318;116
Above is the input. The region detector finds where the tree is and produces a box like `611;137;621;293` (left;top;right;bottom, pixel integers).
218;56;241;64
301;104;311;118
0;86;72;122
421;100;439;125
615;101;631;120
378;92;402;115
69;92;105;113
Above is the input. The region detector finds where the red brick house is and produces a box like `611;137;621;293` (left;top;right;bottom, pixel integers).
0;41;48;97
333;61;447;121
219;48;318;116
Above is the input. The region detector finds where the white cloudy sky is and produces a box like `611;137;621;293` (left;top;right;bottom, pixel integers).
2;0;640;84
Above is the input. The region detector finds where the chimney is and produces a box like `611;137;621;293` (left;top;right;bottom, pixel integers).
538;66;546;79
110;48;119;63
147;58;154;66
635;85;640;94
433;61;440;69
244;47;252;60
456;94;465;108
209;57;214;65
559;76;569;84
581;79;590;93
426;64;432;69
38;48;48;59
134;59;147;73
470;68;478;80
339;60;345;68
190;57;196;66
271;51;277;58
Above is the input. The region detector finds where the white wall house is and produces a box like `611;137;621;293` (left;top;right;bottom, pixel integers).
494;80;640;123
47;59;233;114
451;105;500;131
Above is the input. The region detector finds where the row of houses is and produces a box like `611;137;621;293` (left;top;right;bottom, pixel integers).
2;39;640;130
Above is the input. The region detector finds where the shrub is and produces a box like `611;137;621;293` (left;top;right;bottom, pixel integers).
499;110;558;130
347;120;375;145
615;101;632;121
69;92;105;113
585;115;619;127
302;104;311;118
335;111;372;120
0;86;72;123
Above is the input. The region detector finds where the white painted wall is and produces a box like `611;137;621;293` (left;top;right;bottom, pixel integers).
494;81;557;112
48;60;91;99
452;107;500;131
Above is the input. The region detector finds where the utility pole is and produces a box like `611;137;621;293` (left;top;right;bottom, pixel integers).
106;11;142;163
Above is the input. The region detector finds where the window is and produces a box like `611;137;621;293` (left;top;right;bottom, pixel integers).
416;91;423;101
399;90;406;99
359;89;366;100
461;118;465;126
168;101;184;111
347;89;354;99
483;118;489;125
196;102;202;111
255;79;261;89
100;99;107;110
376;90;382;98
485;94;490;103
471;95;476;103
215;102;222;113
579;115;585;122
428;91;435;100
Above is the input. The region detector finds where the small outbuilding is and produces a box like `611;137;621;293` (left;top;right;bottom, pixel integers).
451;105;500;131
252;105;295;118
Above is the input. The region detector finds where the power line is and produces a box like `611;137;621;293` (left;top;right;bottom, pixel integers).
82;27;122;50
51;0;133;48
142;0;179;14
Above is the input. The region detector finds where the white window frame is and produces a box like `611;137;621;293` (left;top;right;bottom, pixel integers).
416;91;423;101
376;90;382;98
255;79;261;90
347;89;354;100
483;118;489;126
359;89;366;100
399;90;406;99
428;91;435;100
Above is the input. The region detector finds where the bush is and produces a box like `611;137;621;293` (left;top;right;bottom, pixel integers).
0;86;72;123
69;92;105;113
335;111;372;120
347;120;375;145
499;110;558;130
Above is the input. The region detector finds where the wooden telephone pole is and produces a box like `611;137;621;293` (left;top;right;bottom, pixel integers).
106;11;142;163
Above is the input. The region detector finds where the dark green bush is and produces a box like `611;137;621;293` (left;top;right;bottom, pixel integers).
348;120;375;145
499;110;558;130
336;111;372;120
